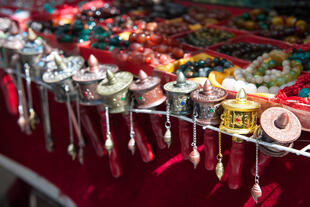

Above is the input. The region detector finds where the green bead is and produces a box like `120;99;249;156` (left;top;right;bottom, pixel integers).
208;108;214;113
138;97;142;101
91;42;98;48
289;70;298;79
257;67;265;74
283;74;291;82
108;46;115;51
275;77;285;86
98;42;107;50
241;12;251;20
268;60;276;68
267;81;275;88
58;34;73;43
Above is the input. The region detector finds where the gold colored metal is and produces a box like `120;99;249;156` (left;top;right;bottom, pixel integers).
220;88;260;135
67;144;77;160
97;71;133;114
163;128;172;148
27;28;37;42
215;158;224;180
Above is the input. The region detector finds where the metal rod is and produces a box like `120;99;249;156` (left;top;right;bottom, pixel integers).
2;68;310;159
130;108;310;158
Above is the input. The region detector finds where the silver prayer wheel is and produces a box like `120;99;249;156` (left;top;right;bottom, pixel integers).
19;28;44;78
97;70;133;114
191;79;227;125
72;55;119;105
256;107;301;157
42;54;84;102
1;22;24;68
129;70;166;109
163;72;198;115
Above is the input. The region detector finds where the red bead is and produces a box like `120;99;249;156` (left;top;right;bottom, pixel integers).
235;117;241;122
136;33;146;44
145;56;152;64
150;33;162;44
138;47;144;52
157;44;168;53
171;47;184;59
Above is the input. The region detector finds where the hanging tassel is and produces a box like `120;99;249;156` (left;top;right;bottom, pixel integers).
128;98;136;155
65;85;77;160
251;152;272;177
215;129;224;181
104;107;113;154
251;139;262;203
228;140;245;189
122;113;154;163
179;119;192;160
100;107;123;178
149;113;166;149
204;129;217;171
189;110;200;169
164;101;172;148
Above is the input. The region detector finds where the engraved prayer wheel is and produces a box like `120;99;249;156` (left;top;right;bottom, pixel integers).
191;79;227;125
42;54;84;102
256;107;301;157
129;70;166;109
97;71;133;114
19;28;44;78
164;72;198;115
73;55;119;105
220;88;260;135
1;21;24;68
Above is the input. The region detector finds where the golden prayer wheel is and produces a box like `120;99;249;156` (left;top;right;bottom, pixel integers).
220;88;261;136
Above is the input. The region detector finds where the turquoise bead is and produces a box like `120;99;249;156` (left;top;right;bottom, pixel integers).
298;88;310;98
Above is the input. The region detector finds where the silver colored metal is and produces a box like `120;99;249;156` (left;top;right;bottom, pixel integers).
24;63;39;130
164;72;198;115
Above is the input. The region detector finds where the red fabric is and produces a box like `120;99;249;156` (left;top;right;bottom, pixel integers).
1;86;310;207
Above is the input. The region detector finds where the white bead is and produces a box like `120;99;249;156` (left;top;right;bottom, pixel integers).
246;74;253;82
283;65;290;71
234;68;242;76
244;83;257;94
265;70;271;75
246;66;254;73
255;76;263;84
270;75;276;80
262;53;269;59
257;86;269;93
263;75;271;82
235;80;246;92
252;60;259;67
269;86;280;94
271;69;278;74
275;73;281;77
282;60;290;67
222;78;236;91
257;56;263;63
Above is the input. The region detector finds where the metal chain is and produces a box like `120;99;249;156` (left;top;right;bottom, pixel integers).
255;138;260;184
191;107;198;149
165;101;171;129
105;106;111;139
65;85;73;145
129;98;135;139
218;125;223;159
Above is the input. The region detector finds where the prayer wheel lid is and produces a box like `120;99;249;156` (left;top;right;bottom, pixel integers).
221;88;260;111
42;55;84;83
164;72;198;94
260;107;301;144
129;70;160;91
97;71;133;96
73;55;119;82
191;79;227;103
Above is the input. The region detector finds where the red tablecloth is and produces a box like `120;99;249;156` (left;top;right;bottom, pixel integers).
0;85;310;207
